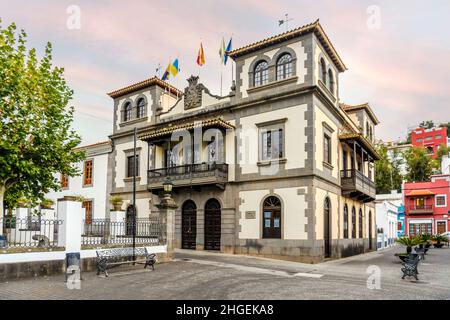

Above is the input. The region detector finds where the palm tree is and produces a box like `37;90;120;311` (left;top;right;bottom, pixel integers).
396;236;424;254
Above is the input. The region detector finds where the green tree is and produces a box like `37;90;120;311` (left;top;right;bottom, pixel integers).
0;20;84;216
375;145;403;194
403;147;434;182
419;120;435;129
435;143;450;170
439;122;450;138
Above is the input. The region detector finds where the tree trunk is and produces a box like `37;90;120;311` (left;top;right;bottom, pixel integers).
0;185;4;236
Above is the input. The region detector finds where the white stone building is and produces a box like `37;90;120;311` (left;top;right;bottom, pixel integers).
45;141;112;222
375;191;402;249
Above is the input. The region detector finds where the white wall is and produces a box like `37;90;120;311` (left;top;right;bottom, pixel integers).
46;152;109;220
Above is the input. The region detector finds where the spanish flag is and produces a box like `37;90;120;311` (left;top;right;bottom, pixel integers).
197;43;205;66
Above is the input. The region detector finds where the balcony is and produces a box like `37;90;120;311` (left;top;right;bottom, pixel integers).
148;163;228;190
408;205;434;215
340;169;376;202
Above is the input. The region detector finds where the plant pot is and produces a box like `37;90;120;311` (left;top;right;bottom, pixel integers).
435;243;444;248
113;204;123;211
406;246;412;254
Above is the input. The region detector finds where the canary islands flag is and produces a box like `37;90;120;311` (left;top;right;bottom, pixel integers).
161;58;180;81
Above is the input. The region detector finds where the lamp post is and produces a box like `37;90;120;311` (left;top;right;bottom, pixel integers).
161;176;175;207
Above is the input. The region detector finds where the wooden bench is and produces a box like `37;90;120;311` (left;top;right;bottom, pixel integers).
401;254;421;280
96;247;156;277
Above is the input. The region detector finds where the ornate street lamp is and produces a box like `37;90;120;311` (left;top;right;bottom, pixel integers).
160;176;176;208
163;176;173;194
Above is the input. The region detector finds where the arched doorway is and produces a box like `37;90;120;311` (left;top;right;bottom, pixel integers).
182;200;197;250
204;199;221;251
369;210;373;250
126;205;136;236
324;198;331;258
262;196;282;239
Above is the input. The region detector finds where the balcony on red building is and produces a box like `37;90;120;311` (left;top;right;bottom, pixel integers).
403;175;450;236
411;126;448;158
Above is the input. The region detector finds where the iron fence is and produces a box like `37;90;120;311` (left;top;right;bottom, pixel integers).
82;218;165;247
0;216;62;249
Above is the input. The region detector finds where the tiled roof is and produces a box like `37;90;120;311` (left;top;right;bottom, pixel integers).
74;140;111;151
339;133;381;160
340;103;380;125
139;117;235;140
107;76;183;99
406;190;435;197
227;19;347;72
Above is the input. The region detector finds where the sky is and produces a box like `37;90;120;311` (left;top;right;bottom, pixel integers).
1;0;449;145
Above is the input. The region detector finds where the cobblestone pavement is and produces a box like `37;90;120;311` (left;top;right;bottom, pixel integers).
1;246;450;300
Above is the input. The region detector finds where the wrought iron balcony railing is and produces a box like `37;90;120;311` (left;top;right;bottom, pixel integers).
148;163;228;189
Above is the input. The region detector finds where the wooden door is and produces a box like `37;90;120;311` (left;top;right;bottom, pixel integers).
182;201;197;250
204;199;221;251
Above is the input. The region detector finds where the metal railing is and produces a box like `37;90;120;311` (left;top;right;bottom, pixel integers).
82;218;165;247
0;216;62;249
148;163;228;178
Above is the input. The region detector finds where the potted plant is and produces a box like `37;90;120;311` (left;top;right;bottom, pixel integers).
16;197;29;208
396;235;423;254
418;233;432;249
432;234;449;248
110;195;124;211
40;198;54;209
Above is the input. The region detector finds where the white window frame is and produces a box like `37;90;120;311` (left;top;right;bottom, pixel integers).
435;194;447;208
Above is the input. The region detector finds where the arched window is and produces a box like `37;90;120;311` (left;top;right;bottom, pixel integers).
123;102;132;122
319;58;327;84
254;61;269;87
276;53;293;80
262;196;281;239
359;209;363;238
328;69;334;93
352;206;357;239
136;98;146;118
343;204;349;239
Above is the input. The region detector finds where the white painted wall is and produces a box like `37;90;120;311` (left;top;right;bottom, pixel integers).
45;152;109;220
375;199;399;249
238;105;308;174
238;187;308;240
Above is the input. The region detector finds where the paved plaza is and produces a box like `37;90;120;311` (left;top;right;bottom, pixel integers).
1;246;450;300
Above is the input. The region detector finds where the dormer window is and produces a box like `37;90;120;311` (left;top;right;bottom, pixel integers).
123;102;132;122
276;54;293;80
136;98;146;118
254;61;269;87
319;58;327;84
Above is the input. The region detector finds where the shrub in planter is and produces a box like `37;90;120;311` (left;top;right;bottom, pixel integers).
110;196;124;211
432;234;449;248
40;198;54;209
396;236;424;254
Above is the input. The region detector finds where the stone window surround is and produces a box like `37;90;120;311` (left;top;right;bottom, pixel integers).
256;118;287;165
82;158;94;188
82;198;95;223
317;52;336;98
322;121;334;169
247;47;298;90
120;94;148;124
124;147;142;180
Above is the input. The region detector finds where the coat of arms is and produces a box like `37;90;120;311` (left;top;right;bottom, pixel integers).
184;76;203;110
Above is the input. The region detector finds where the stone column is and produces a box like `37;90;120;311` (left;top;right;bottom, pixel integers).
156;193;177;260
57;197;83;253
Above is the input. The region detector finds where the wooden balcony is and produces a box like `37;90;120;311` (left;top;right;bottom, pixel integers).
148;163;228;190
340;169;376;203
408;205;434;215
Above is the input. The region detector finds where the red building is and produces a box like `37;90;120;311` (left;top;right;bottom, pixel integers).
411;127;447;158
404;174;450;236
